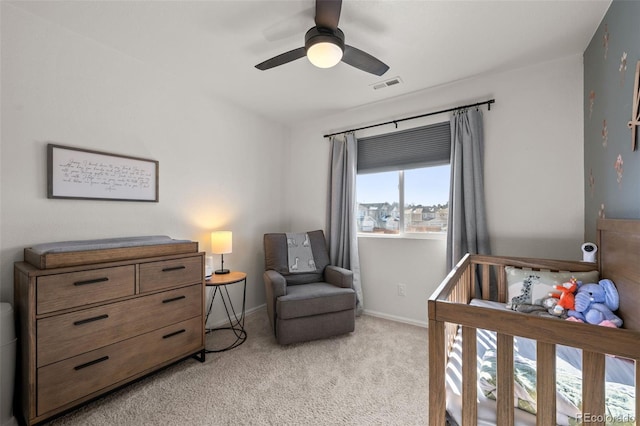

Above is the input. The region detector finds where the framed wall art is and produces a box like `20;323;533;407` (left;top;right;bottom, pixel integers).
47;144;159;202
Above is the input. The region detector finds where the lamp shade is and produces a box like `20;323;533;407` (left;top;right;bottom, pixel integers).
211;231;232;254
307;41;343;68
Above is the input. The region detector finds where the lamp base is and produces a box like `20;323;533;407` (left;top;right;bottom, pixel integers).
214;269;230;275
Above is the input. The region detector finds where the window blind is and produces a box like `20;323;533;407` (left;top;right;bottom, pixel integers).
356;121;451;174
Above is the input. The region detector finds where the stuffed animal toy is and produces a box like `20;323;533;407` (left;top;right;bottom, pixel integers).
567;279;623;327
541;296;567;317
514;296;566;319
549;277;579;313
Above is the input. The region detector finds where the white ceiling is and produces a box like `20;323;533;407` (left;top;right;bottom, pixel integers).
9;0;611;126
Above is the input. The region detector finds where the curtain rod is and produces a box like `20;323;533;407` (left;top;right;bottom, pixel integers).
323;98;495;138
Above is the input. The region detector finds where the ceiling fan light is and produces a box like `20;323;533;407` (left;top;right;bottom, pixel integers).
307;41;343;68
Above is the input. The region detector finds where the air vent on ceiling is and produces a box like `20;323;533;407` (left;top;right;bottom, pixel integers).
371;76;402;90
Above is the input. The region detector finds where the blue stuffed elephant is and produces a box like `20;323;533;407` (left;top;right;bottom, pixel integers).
567;279;623;327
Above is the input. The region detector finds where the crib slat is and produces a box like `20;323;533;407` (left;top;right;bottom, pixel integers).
470;263;477;299
463;267;470;303
482;264;490;300
582;351;605;425
536;342;556;426
497;265;506;302
496;333;514;426
461;326;477;426
428;318;446;426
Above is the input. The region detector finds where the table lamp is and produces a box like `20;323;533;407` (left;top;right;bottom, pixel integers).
211;231;232;275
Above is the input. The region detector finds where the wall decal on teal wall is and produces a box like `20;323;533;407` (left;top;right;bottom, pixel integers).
614;154;624;185
619;52;627;86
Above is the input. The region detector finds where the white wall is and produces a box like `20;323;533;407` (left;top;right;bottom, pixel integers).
0;5;289;325
287;55;585;326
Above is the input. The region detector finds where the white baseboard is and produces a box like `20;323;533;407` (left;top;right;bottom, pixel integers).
207;304;426;329
206;304;266;329
245;304;266;317
362;309;427;328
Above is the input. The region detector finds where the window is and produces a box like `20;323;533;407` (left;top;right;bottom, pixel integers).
357;170;399;234
356;165;450;235
356;121;451;236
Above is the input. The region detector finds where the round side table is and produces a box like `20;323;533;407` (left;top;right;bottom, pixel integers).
204;271;247;353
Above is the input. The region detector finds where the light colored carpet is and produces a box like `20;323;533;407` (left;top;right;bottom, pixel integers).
47;310;429;425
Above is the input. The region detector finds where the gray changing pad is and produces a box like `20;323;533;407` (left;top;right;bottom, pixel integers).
29;235;191;254
24;235;198;269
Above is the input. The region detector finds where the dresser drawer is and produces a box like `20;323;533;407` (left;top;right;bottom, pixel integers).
139;256;202;293
37;316;202;416
37;284;202;367
37;265;135;314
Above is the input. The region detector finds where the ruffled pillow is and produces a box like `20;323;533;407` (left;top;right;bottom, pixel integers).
506;268;598;308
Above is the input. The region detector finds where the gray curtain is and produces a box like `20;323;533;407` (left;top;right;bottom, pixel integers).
447;109;492;294
327;133;363;314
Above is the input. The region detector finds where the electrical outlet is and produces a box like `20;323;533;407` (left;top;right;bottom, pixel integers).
397;283;406;297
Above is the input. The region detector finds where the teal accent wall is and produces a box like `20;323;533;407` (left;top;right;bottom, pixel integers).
584;0;640;242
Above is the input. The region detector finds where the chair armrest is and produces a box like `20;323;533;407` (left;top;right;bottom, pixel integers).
263;270;287;298
324;265;353;289
263;270;287;334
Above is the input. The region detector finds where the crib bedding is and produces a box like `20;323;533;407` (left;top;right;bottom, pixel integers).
445;299;636;426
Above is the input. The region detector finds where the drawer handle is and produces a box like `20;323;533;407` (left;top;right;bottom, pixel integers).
162;295;186;304
74;277;109;286
162;266;186;272
163;329;186;339
74;355;109;371
74;314;109;326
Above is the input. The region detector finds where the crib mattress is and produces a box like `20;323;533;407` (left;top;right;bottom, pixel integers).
445;299;635;426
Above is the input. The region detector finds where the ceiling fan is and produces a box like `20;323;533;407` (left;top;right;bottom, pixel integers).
255;0;389;76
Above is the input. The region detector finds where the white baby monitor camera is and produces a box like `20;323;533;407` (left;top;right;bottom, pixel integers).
581;242;597;263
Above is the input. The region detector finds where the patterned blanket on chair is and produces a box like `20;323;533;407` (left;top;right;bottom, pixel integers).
285;233;316;273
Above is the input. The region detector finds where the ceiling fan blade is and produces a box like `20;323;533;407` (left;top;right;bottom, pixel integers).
342;45;389;76
255;47;307;71
315;0;342;30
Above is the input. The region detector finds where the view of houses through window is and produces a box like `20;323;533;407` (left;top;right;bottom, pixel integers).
356;165;450;235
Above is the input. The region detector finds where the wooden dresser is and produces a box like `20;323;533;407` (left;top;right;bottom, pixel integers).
14;243;205;425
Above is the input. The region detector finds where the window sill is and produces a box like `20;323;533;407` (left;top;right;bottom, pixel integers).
357;232;446;241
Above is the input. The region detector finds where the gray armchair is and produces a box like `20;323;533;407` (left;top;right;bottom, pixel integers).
263;230;356;345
